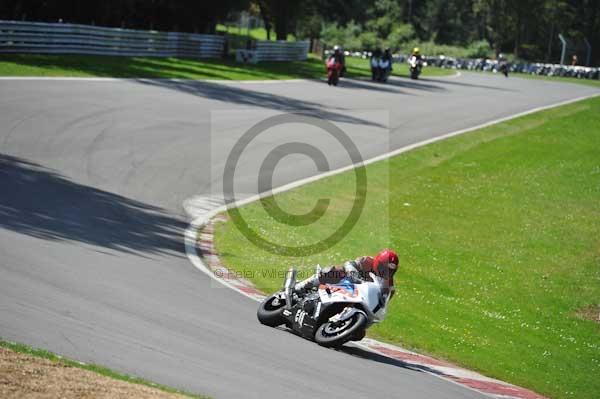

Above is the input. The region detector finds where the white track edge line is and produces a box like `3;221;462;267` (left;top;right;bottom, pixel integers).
185;91;600;299
183;92;598;397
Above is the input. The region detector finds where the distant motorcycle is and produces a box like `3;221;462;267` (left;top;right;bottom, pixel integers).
257;266;391;347
409;55;423;79
371;57;392;82
498;61;509;77
326;57;343;86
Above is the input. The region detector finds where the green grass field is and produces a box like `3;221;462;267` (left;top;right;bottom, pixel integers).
213;96;600;399
0;339;208;398
0;54;453;80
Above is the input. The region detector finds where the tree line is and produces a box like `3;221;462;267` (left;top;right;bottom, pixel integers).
0;1;247;33
1;0;599;64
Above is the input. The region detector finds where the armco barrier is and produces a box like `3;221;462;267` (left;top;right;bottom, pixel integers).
254;40;309;61
0;20;224;58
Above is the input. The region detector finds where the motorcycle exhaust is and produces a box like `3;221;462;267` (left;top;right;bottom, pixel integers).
283;268;297;310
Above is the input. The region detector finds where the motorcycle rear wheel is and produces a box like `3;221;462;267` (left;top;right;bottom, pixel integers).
257;294;286;327
328;70;339;86
314;312;367;348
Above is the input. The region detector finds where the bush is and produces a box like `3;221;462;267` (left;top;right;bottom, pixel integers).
321;23;346;46
321;20;493;59
358;31;379;51
344;21;363;50
466;40;493;58
385;24;415;52
321;21;366;50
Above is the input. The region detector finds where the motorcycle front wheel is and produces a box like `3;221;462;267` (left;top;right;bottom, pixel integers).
257;294;286;327
314;311;367;348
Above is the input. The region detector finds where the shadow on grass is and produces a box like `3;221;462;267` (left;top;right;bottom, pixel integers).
0;54;326;80
128;57;303;80
1;54;481;95
0;154;186;257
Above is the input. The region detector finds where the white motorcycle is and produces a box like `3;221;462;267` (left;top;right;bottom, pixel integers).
409;55;423;79
257;266;391;347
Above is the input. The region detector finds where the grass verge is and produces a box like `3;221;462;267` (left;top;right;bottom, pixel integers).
213;96;600;399
0;339;208;398
0;53;453;80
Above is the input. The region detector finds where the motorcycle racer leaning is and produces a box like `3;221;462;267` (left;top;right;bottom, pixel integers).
294;249;399;298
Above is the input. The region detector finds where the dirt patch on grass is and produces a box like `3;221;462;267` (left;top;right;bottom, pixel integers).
0;347;187;399
576;304;600;324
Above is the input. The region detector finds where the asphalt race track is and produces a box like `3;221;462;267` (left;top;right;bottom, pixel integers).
1;73;598;398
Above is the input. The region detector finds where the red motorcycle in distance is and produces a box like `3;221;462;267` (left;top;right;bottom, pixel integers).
326;57;343;86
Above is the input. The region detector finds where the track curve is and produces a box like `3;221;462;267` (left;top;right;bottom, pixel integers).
0;73;597;398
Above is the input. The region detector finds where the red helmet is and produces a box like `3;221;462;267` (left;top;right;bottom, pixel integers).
373;249;399;277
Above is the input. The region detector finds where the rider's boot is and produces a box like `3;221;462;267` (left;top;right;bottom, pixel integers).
293;274;319;293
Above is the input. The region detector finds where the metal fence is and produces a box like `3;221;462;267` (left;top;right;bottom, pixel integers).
254;40;309;61
0;20;225;58
236;40;310;63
